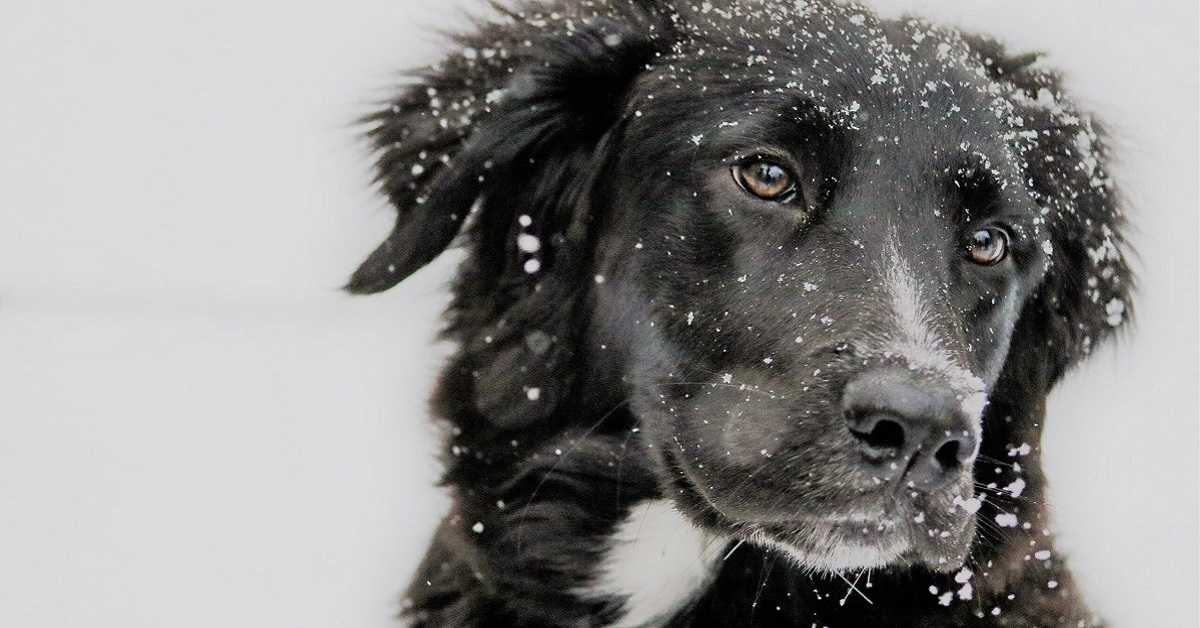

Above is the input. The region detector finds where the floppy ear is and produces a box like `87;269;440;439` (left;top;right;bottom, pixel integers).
347;2;669;295
970;37;1134;392
954;40;1135;568
349;2;671;430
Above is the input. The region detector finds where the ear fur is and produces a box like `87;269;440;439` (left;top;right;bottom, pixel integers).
968;36;1134;391
349;2;672;430
934;37;1137;586
347;1;670;295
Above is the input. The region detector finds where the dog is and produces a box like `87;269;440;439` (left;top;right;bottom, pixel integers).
347;1;1132;625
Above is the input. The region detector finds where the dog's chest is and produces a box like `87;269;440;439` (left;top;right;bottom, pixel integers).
581;499;725;628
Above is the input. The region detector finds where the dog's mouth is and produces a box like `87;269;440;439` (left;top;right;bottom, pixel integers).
738;504;976;574
664;447;976;574
745;518;909;573
647;354;984;575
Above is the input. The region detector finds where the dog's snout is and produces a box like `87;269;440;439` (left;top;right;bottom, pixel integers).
842;368;979;490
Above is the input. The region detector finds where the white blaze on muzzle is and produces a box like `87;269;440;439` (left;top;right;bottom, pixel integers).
879;234;988;434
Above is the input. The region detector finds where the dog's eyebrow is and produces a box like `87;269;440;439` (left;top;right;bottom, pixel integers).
705;98;841;162
948;153;1006;222
953;151;1003;180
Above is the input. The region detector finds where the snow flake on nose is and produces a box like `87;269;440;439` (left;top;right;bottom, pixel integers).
959;389;988;419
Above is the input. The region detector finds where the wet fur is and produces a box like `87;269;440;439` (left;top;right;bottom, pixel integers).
349;1;1132;626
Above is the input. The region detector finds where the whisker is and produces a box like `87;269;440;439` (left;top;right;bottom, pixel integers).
837;569;873;605
749;550;778;622
723;538;746;561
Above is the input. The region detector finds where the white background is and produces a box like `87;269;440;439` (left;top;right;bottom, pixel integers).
1;1;1195;626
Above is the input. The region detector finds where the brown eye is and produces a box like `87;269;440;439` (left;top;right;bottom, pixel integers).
966;227;1009;265
733;158;797;200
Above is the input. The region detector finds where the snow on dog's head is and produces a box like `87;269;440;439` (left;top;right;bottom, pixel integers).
352;0;1131;621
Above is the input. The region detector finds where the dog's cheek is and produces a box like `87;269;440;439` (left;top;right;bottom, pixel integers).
678;384;795;472
657;373;860;515
956;280;1031;385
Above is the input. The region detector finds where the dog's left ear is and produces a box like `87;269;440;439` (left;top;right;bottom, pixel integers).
347;4;670;294
968;36;1135;390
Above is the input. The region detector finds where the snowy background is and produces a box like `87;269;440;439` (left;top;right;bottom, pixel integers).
1;1;1195;626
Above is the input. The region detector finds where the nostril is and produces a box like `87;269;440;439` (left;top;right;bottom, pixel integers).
848;415;906;452
934;439;962;470
842;368;981;487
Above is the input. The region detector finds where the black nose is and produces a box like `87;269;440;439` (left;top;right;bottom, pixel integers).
841;368;979;490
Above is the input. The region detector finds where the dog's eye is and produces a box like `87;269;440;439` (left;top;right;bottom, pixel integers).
966;227;1009;265
732;158;797;201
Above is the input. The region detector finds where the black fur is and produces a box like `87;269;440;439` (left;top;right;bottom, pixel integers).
350;1;1132;626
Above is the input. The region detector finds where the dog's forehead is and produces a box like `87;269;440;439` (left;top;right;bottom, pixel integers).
666;2;1003;130
626;3;1034;205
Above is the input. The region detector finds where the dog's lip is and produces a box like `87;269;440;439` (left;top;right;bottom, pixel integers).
739;496;913;528
739;518;914;572
670;467;976;572
754;513;899;528
743;512;973;573
745;512;909;542
663;443;975;568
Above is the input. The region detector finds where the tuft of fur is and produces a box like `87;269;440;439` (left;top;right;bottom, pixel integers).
352;1;1132;627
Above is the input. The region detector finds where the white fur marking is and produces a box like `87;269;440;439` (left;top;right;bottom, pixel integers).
583;500;722;628
881;235;987;425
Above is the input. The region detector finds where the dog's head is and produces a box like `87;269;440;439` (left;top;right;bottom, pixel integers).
351;0;1131;576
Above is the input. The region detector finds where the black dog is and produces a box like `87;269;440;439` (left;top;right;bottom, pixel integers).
348;1;1132;626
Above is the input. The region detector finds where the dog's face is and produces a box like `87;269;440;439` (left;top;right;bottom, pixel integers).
351;0;1130;582
591;20;1053;573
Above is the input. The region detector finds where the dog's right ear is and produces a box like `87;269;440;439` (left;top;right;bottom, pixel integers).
963;36;1134;391
346;2;671;294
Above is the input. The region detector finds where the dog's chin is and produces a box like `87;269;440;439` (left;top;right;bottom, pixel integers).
663;452;976;574
748;521;909;574
743;514;975;575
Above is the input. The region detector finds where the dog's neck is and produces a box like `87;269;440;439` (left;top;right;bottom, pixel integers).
581;499;726;628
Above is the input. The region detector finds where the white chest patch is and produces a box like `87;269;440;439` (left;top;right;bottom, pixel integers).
580;499;725;628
